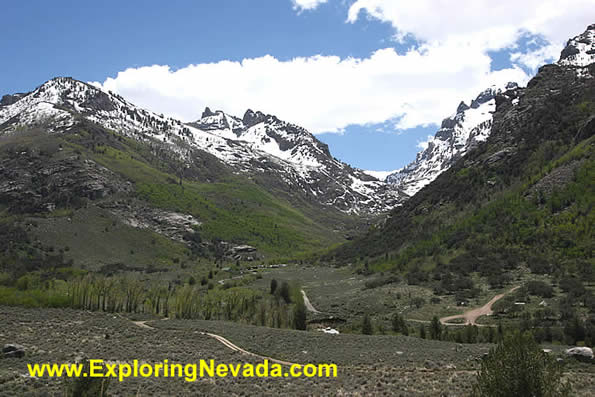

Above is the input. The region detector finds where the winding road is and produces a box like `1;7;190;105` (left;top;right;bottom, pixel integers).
131;286;517;365
131;289;323;366
439;286;520;326
132;319;299;366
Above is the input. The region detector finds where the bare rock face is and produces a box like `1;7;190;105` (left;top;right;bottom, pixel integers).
2;343;26;358
227;244;260;261
386;84;520;196
0;147;131;214
565;347;593;361
0;93;28;107
102;201;201;243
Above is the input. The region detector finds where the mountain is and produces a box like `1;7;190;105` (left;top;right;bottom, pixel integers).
0;74;403;271
188;108;400;214
0;78;398;216
384;83;521;197
559;23;595;67
379;25;594;198
329;24;595;282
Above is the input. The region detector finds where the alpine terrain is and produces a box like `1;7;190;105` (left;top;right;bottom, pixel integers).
0;17;594;397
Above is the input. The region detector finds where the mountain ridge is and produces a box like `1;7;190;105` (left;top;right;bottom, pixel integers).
0;77;400;215
329;24;595;272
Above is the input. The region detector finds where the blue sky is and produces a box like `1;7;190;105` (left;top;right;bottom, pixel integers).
1;1;591;171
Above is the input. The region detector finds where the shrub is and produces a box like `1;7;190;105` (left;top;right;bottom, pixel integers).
362;314;373;335
279;281;291;304
471;331;571;397
293;299;307;331
526;280;554;298
66;360;110;397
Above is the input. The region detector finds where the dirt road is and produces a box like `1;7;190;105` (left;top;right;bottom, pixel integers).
132;320;299;366
301;289;321;313
440;286;519;326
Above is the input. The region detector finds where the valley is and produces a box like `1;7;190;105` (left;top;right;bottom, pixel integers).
0;20;594;397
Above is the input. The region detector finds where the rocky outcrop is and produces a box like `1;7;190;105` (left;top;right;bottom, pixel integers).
385;83;520;196
242;109;267;127
101;201;201;243
565;347;593;361
2;344;25;358
558;24;595;67
0;93;27;107
0;147;131;214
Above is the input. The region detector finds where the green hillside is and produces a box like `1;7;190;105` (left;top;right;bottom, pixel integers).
0;119;349;287
330;63;594;277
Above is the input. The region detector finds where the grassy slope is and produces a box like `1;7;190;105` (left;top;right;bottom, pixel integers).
76;136;342;257
1;123;344;265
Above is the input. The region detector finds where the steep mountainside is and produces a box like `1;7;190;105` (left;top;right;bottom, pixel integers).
189;108;400;213
0;80;398;215
330;25;595;282
385;83;521;197
0;82;373;270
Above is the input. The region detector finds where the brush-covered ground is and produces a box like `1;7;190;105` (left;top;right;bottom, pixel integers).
1;306;593;396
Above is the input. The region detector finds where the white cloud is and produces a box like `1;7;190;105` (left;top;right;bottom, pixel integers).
510;43;561;71
95;2;593;135
347;0;595;68
98;46;528;134
292;0;327;11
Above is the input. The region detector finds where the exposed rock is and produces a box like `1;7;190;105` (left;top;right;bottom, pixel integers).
3;343;25;358
0;93;28;107
229;245;257;254
526;160;585;200
558;24;595;67
201;107;216;118
485;148;513;165
102;201;201;243
565;347;593;360
0;150;132;214
386;84;520;196
242;109;267;127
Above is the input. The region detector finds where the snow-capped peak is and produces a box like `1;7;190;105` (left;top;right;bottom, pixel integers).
1;78;400;215
385;82;520;196
191;107;334;169
0;77;188;143
558;24;595;68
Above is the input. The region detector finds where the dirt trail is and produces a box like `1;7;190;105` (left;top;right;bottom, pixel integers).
132;320;153;329
440;286;520;326
301;289;321;313
132;320;298;366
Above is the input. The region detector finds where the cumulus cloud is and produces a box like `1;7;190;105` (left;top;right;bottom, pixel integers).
95;1;592;135
99;46;528;134
291;0;327;11
347;0;594;67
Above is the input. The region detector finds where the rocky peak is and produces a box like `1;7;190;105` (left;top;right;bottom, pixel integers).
0;93;28;107
0;76;188;143
558;24;595;67
456;101;470;113
386;82;519;196
201;107;217;118
242;109;267;127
